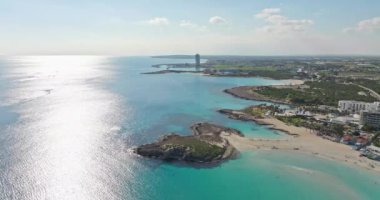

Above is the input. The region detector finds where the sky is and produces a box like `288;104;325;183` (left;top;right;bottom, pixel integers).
0;0;380;56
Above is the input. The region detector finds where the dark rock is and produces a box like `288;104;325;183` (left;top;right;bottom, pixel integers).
135;123;243;163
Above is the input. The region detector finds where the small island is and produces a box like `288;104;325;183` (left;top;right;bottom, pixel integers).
135;123;243;163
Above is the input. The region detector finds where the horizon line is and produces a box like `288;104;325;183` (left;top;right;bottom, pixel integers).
2;54;380;57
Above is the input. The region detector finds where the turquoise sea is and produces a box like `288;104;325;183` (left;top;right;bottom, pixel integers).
0;56;379;200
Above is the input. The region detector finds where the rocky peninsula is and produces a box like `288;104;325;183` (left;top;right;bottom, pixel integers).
223;80;304;104
224;86;289;104
135;123;243;163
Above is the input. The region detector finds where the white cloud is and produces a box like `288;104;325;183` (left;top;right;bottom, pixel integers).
255;8;313;33
179;20;198;28
209;16;227;24
344;17;380;33
255;8;281;19
179;20;207;31
147;17;170;26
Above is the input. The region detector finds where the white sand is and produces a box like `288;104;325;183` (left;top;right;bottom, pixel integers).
222;117;380;173
282;79;305;85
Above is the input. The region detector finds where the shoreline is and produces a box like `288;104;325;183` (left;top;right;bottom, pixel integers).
219;109;380;173
281;79;305;85
142;70;202;75
135;123;242;164
223;79;304;104
224;86;290;104
144;65;306;84
139;67;379;172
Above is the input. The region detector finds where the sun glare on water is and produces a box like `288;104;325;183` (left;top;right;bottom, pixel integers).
1;56;128;200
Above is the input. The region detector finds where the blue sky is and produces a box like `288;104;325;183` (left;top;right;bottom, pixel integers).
0;0;379;55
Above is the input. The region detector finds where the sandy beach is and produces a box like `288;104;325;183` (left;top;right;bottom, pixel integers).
223;79;304;104
221;114;380;173
282;79;305;85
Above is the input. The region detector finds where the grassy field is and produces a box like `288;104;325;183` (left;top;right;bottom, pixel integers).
276;116;306;127
352;79;380;94
211;65;295;79
213;65;276;71
256;81;377;106
276;115;345;137
164;137;225;159
242;105;281;118
338;71;380;78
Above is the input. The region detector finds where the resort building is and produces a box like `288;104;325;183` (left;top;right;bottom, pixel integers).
338;100;380;114
330;115;360;125
360;111;380;128
195;54;201;67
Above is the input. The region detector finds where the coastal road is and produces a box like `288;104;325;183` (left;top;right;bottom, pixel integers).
351;83;380;100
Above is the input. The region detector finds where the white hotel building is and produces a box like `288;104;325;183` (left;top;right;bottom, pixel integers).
338;101;380;114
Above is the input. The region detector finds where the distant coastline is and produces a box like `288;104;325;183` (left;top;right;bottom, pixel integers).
218;108;380;172
223;79;304;104
142;70;202;75
224;86;289;104
144;56;380;173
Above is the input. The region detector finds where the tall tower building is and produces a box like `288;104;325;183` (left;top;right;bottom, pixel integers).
195;54;201;67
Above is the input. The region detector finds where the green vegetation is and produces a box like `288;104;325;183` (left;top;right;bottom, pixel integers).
244;107;265;118
371;132;380;147
164;137;225;159
362;124;377;132
276;116;306;127
211;65;295;79
247;70;295;79
256;81;377;106
373;140;380;148
243;104;281;118
329;124;345;137
214;65;276;71
352;79;380;94
303;106;339;115
201;56;380;81
257;87;304;102
276;115;345;137
338;71;380;79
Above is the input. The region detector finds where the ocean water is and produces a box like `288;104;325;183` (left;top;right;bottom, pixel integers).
0;56;379;200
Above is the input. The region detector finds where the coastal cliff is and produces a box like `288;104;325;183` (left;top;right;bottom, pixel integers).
135;123;243;163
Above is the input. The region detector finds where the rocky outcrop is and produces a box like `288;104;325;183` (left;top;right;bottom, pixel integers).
135;123;243;163
218;109;256;122
191;122;244;137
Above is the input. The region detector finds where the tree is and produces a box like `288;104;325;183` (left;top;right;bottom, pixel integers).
362;124;376;132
